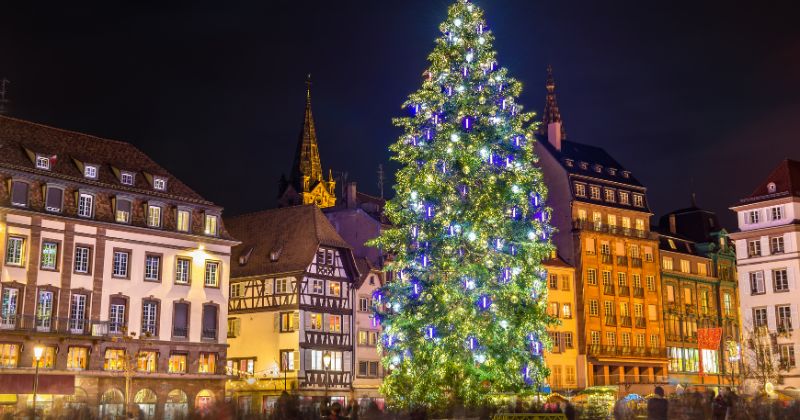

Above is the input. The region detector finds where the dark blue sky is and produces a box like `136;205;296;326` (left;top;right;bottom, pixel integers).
2;0;799;228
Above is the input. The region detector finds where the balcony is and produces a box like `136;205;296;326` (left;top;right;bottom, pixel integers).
574;220;648;239
0;315;121;338
631;257;643;268
604;285;616;296
616;256;628;266
621;316;632;327
202;328;218;340
635;317;647;328
174;327;189;338
605;316;617;326
633;287;644;298
587;344;668;358
619;286;630;297
601;253;613;264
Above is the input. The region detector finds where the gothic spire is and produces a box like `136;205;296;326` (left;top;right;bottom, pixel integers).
540;64;566;139
292;74;323;184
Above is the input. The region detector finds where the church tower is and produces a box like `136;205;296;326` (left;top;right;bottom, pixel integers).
278;76;337;208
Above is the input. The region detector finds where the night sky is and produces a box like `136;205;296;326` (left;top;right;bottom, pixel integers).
2;0;799;229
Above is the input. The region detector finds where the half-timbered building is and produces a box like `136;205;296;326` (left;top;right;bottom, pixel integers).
224;205;359;415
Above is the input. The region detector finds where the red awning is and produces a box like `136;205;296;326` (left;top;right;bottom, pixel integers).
0;374;75;395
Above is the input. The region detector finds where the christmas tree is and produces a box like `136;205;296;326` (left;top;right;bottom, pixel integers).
372;0;556;410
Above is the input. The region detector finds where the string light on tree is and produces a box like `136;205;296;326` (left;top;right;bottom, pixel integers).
370;0;555;410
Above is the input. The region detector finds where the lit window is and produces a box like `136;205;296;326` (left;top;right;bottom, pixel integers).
147;205;162;228
32;346;57;368
312;279;324;294
311;350;342;371
66;347;88;370
5;236;25;266
329;314;342;332
646;276;655;291
747;210;760;224
619;191;630;205
141;301;158;336
168;354;187;373
0;344;19;368
604;188;615;202
120;172;135;185
590;331;600;345
204;214;218;236
633;194;644;207
84;165;98;179
666;284;675;302
309;313;323;330
104;349;126;371
35;155;51;170
280;350;297;371
115;198;131;223
589;186;601;200
40;241;58;270
328;281;341;296
589;300;599;316
153;177;167;191
204;261;219;287
198;353;216;373
680;260;690;273
230;283;243;298
748;240;762;257
176;210;191;232
280;312;298;332
176;258;191;284
771;236;785;254
137;351;158;372
77;193;94;218
574;183;586;197
662;257;673;271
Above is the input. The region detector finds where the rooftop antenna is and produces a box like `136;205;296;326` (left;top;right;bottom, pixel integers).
0;79;9;115
377;164;385;199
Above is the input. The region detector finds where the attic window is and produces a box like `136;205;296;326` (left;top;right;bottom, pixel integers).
621;171;631;179
84;165;98;179
767;182;777;193
594;164;603;173
608;168;617;176
120;172;135;186
270;247;283;262
579;162;589;170
35;155;51;170
564;159;574;167
238;247;254;266
153;177;167;191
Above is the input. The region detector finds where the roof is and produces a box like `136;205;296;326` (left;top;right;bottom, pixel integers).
542;253;573;269
739;159;800;204
655;229;700;256
0;115;211;205
225;204;355;278
539;139;645;188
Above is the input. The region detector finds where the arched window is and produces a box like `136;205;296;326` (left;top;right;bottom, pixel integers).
164;389;189;420
195;390;215;414
99;388;124;418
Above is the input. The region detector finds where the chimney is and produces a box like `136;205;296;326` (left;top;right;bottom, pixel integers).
347;182;358;209
669;214;677;234
548;121;562;151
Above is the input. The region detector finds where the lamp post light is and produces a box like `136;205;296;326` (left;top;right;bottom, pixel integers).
322;352;332;410
32;344;44;419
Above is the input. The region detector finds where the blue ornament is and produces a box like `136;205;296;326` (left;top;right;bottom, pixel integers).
477;295;492;310
425;326;436;340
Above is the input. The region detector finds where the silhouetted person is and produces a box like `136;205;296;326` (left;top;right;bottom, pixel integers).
647;386;668;420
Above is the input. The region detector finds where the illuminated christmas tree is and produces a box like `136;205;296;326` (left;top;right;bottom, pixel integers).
372;0;556;410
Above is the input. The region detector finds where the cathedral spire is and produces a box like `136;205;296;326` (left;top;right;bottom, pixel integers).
541;64;566;150
292;74;323;184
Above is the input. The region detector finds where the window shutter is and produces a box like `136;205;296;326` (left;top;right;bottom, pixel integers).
45;187;62;211
559;333;566;353
585;238;595;253
293;351;300;371
323;313;330;332
292;312;299;331
344;351;352;371
11;181;28;206
117;199;131;214
304;349;312;372
615;242;625;256
343;315;350;333
274;313;280;332
305;312;311;331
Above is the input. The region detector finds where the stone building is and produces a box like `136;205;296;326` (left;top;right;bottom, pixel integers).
543;254;584;390
730;159;800;390
657;203;740;387
534;67;668;393
224;205;360;415
0;115;236;418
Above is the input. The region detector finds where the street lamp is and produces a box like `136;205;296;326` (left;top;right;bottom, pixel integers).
322;352;332;409
32;344;44;419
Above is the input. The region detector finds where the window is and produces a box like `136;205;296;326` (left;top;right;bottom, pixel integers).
618;272;627;286
574;183;586;197
104;349;126;371
723;293;732;316
204;214;218;236
700;290;710;314
45;186;63;212
697;263;708;276
608;215;617;227
227;318;241;339
549;274;558;289
312;279;324;294
141;300;158;336
204;261;219;287
358;330;378;346
173;302;189;337
66;347;88;370
604;188;615;202
753;307;768;328
619;191;630;205
276;278;291;294
748;240;762;257
633;194;644;207
549;302;559;317
577;209;588;222
650;334;659;348
77;193;94;218
604;301;614;317
770;206;783;221
68;294;87;333
771;236;785;254
230;283;244;298
40;241;58;270
683;287;692;304
750;271;765;295
636;334;646;348
1;288;19;328
31;346;56;368
36;290;53;331
359;297;370;312
120;172;135;185
589;186;601;200
563;332;574;348
648;304;658;321
10;181;29;207
680;260;690;273
662;257;673;271
589;300;599;316
644;247;654;262
176;209;191;232
202;305;218;339
113;198;131;223
74;246;90;274
144;254;161;281
586;269;597;285
620;302;630;317
602;271;611;286
562;303;572;318
590;331;601;345
168;354;187;373
634;303;644;318
35;155;50;170
311;350;343;371
358;361;380;377
176;258;191;284
0;344;19;368
329;281;341;296
777;305;792;331
137;351;158;372
153;177;167;191
747;210;760;224
84;165;98;179
774;269;789;292
6;236;25;266
112;251;129;278
646;275;655;291
606;332;616;346
308;313;323;330
666;284;675;302
280;350;298;371
562;275;571;291
279;311;298;332
198;353;216;373
147;205;162;227
621;332;631;347
780;345;796;368
109;297;126;333
594;212;604;228
329;314;342;332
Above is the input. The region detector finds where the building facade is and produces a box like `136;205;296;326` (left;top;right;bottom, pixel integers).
543;255;584;391
535;68;668;393
225;205;360;415
730;159;800;390
0;116;235;417
657;204;740;387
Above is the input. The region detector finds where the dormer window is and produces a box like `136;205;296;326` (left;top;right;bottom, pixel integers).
120;172;135;186
619;191;630;205
204;214;218;236
35;155;51;170
84;165;98;179
767;182;777;193
564;159;574;167
608;168;617;176
579;162;589;170
594;164;603;173
153;177;167;191
621;171;631;179
633;194;644;208
604;188;616;203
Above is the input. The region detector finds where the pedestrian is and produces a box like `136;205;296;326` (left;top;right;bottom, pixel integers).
647;386;668;420
326;402;346;420
713;388;729;420
563;401;576;420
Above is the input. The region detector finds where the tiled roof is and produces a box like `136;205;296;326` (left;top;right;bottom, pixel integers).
542;253;573;269
740;159;800;204
225;204;355;278
0;115;210;205
539;139;645;188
